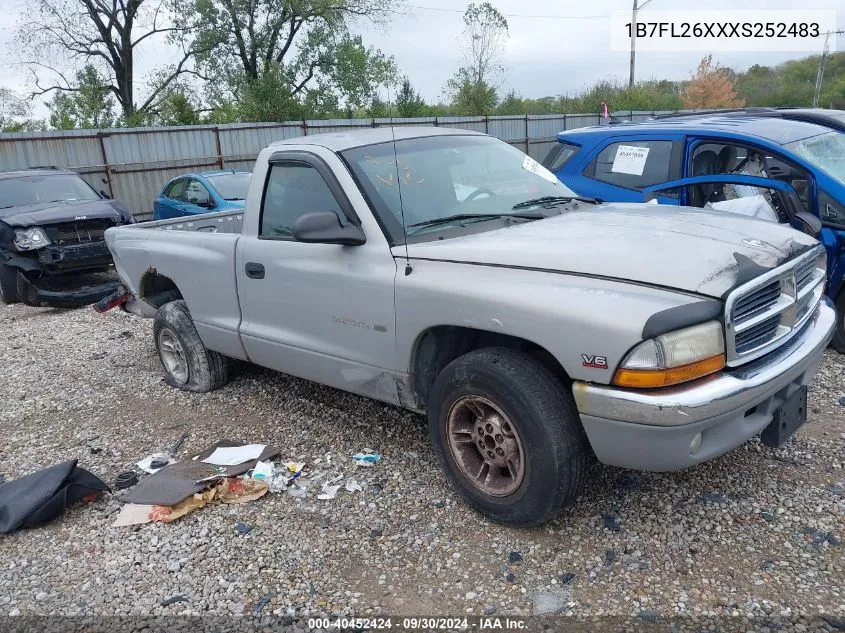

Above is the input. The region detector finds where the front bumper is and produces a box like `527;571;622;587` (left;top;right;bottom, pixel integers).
573;297;836;472
16;271;118;309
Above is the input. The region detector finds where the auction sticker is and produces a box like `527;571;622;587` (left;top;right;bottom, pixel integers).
611;145;650;175
522;155;558;183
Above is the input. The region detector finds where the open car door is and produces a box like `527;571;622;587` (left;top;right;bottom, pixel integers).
642;174;822;238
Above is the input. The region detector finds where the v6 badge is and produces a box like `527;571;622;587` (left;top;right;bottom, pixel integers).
581;354;608;369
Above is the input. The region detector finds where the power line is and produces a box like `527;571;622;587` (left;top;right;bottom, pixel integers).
405;4;609;19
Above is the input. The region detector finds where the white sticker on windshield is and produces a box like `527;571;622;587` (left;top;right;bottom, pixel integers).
522;155;559;184
611;145;650;176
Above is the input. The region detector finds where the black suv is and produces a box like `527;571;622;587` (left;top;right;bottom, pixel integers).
0;168;134;307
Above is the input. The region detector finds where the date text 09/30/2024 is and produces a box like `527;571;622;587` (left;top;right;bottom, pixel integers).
307;617;528;630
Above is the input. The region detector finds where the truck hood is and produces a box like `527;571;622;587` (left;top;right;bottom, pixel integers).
400;204;819;298
0;199;132;228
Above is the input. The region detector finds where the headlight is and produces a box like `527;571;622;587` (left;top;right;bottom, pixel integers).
14;227;51;251
613;321;725;388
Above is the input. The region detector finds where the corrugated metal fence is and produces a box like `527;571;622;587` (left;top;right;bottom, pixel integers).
0;110;679;220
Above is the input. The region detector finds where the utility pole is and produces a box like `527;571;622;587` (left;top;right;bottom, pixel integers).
813;30;844;107
629;0;655;89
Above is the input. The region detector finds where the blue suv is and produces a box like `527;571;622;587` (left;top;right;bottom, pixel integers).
544;113;845;351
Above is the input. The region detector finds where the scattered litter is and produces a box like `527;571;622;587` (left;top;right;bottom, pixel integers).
0;460;107;534
89;447;102;455
531;587;572;615
169;432;189;457
250;461;275;481
317;486;340;501
115;478;267;526
699;492;726;503
370;483;383;495
114;471;138;490
505;573;516;583
604;549;617;566
286;484;307;498
124;441;280;506
370;528;383;537
559;572;576;585
760;510;776;522
234;522;252;535
161;595;188;607
112;504;155;527
286;462;305;480
432;499;446;508
352;452;382;467
219;478;268;504
252;592;275;615
345;479;363;493
508;551;523;564
137;453;174;474
838;396;845;406
202;444;266;466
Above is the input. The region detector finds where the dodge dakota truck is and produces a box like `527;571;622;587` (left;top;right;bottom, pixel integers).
104;128;836;526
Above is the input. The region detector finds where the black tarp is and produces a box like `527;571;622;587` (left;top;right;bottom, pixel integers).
0;460;108;534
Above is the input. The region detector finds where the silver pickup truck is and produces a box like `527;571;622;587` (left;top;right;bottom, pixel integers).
104;127;836;526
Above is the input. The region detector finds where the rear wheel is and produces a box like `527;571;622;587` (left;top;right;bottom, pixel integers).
153;300;228;392
0;264;19;304
427;347;589;527
832;291;845;354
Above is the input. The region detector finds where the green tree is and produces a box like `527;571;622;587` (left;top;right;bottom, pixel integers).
47;65;117;129
183;0;399;119
496;90;523;115
0;87;32;132
18;0;207;120
446;2;508;114
155;87;201;125
395;77;425;117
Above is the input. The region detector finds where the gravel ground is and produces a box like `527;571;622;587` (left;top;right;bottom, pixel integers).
0;303;844;629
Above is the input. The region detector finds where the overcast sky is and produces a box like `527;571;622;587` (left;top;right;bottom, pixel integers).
0;0;842;116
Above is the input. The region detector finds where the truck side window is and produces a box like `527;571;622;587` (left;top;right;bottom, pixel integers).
588;140;674;190
260;162;343;238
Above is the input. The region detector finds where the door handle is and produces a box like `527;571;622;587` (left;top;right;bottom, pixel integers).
245;262;265;279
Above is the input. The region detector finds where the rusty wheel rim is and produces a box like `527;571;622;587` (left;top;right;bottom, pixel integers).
446;395;525;497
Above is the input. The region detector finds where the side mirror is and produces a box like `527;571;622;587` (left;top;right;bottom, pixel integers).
292;211;366;246
792;211;822;238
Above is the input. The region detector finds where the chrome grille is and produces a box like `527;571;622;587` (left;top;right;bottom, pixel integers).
725;246;827;366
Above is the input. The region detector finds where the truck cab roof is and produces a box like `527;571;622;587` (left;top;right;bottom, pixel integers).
270;126;484;152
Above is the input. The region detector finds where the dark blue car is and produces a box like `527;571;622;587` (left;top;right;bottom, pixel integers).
153;170;251;220
544;113;845;351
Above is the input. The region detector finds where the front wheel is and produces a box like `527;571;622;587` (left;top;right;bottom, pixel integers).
832;291;845;354
428;347;589;527
153;300;229;392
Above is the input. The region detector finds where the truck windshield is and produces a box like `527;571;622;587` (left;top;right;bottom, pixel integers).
342;135;577;237
207;172;251;200
0;173;100;208
785;131;845;188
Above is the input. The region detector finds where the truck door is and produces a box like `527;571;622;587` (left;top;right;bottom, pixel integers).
236;150;400;405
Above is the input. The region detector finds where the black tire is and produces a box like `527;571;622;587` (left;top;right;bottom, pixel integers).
428;347;588;527
0;264;19;304
832;291;845;354
153;300;228;392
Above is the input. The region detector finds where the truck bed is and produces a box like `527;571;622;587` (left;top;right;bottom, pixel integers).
129;210;244;234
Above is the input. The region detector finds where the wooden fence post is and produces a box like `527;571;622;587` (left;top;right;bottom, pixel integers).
524;115;529;154
214;127;224;168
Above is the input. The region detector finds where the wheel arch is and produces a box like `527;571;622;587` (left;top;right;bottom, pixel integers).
409;325;572;410
139;271;184;307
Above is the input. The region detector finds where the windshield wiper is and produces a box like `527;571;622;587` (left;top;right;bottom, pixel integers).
511;195;599;210
224;197;245;201
407;212;547;230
